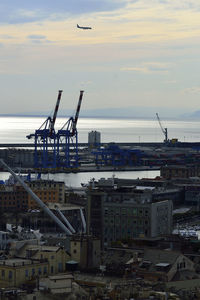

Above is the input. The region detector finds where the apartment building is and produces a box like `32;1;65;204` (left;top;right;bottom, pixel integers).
86;179;173;247
0;179;65;212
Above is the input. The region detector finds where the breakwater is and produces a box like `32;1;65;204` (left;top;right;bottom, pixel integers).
1;142;200;148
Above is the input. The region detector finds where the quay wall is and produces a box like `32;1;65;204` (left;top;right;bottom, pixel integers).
1;141;200;148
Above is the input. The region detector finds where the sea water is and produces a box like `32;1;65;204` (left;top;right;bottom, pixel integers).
0;116;200;186
0;116;200;144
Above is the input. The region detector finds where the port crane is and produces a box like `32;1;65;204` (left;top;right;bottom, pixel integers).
156;113;168;144
56;90;84;169
27;90;63;169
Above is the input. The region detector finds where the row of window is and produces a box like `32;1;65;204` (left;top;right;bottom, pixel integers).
104;207;149;216
30;183;63;188
0;264;59;280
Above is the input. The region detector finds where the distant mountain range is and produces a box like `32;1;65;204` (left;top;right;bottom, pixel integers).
184;110;200;119
1;106;200;120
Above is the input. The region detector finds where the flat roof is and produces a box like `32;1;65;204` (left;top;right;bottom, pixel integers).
136;186;155;190
0;259;33;266
156;263;170;267
25;245;60;252
49;274;73;280
47;203;83;211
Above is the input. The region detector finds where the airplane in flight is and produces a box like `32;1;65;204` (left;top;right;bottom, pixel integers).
77;24;92;30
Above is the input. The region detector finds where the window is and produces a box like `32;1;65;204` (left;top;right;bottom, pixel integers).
58;262;63;272
1;270;5;277
32;268;35;276
25;269;29;277
133;208;137;216
38;268;42;275
121;208;126;215
73;249;77;254
43;267;47;274
51;256;54;259
8;271;12;279
51;266;54;274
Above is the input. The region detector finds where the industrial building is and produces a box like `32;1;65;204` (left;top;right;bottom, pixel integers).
88;130;101;147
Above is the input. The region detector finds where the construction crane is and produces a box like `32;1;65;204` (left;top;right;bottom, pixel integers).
56;90;84;169
156;113;168;144
26;90;63;169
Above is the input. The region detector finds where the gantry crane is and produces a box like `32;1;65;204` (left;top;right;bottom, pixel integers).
156;113;168;144
56;90;84;169
27;90;63;169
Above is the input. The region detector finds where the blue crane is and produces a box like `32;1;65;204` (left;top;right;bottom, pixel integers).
56;90;84;170
27;90;63;169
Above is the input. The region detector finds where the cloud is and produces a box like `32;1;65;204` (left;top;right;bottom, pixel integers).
27;34;51;44
159;0;200;11
28;34;46;39
80;81;92;85
121;62;172;74
181;87;200;94
0;34;14;39
164;80;177;84
0;0;129;24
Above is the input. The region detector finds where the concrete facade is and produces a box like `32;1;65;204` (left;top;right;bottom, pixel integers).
86;182;173;247
88;131;101;146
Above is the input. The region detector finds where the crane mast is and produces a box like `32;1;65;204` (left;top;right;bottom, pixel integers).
71;90;84;136
56;90;84;169
50;90;63;136
156;113;168;143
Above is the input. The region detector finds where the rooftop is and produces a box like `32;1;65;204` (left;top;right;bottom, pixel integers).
0;258;41;266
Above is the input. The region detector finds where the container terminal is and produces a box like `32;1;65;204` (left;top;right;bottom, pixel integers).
1;90;200;173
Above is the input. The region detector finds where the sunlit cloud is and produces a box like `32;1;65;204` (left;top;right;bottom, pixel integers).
1;0;200;47
0;0;200;114
0;34;14;39
121;62;172;74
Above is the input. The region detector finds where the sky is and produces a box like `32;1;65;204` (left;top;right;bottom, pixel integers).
1;0;200;118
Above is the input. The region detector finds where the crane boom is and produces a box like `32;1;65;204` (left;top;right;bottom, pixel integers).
50;90;63;135
72;90;84;136
156;113;168;143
